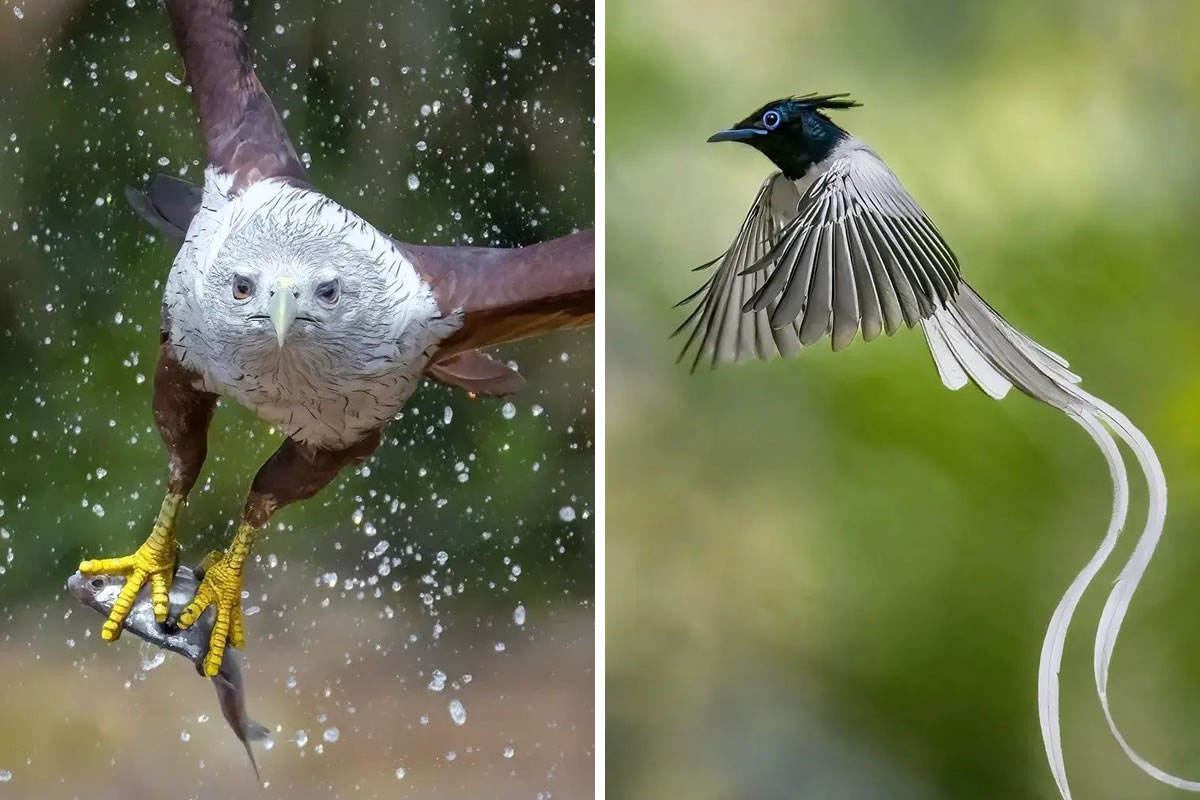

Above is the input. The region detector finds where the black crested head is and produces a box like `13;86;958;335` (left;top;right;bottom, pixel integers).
707;93;860;180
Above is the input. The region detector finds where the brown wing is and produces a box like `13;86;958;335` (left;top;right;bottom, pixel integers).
426;352;526;396
164;0;305;189
402;229;595;357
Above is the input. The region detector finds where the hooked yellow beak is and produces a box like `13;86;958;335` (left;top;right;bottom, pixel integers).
269;280;299;348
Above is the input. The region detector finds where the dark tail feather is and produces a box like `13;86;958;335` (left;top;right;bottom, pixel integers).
919;282;1198;798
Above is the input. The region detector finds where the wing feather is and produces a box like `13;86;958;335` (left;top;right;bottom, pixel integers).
676;145;961;367
830;191;861;350
799;214;834;345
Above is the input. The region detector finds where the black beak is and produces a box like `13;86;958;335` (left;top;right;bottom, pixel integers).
707;128;765;143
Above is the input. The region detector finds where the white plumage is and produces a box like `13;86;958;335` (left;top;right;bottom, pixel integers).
164;167;461;448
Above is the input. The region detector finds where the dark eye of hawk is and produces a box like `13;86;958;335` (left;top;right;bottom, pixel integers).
232;275;255;301
315;279;340;305
762;110;782;130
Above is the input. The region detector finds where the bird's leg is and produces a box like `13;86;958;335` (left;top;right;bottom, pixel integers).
79;346;216;639
178;432;382;676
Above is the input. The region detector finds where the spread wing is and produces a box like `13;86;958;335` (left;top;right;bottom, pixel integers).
403;230;595;357
676;146;961;369
673;172;803;370
164;0;305;189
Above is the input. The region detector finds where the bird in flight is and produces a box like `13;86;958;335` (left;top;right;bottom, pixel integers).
676;94;1195;799
78;0;593;678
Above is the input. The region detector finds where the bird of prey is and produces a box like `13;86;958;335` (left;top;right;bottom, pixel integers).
676;94;1194;799
77;0;593;678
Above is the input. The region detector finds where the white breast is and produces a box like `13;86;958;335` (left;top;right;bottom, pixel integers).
220;353;424;449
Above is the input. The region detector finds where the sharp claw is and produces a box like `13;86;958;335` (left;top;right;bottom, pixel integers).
186;522;256;675
81;492;185;641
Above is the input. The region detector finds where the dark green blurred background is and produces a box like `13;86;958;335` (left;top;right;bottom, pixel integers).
608;1;1200;798
0;1;593;797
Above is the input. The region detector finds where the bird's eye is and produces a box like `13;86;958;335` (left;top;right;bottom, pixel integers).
315;279;340;305
762;110;782;130
232;275;255;301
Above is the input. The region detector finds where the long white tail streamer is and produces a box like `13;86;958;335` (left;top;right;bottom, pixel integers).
921;283;1199;797
1075;389;1200;792
1039;405;1129;800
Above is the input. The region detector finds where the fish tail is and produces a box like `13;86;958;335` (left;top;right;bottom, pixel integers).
243;738;261;784
920;281;1199;796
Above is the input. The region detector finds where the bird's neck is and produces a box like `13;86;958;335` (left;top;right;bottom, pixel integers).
764;113;849;180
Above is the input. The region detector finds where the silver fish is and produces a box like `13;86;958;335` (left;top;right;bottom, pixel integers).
67;565;270;780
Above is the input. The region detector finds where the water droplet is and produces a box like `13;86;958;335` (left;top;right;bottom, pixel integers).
139;641;165;671
323;727;339;743
294;729;308;748
123;69;138;80
501;402;516;420
0;769;13;782
428;669;446;692
513;604;526;626
558;506;576;522
448;699;466;725
395;767;406;780
406;174;420;190
503;746;515;758
482;162;495;175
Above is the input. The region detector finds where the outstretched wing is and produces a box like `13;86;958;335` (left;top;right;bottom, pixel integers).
402;230;596;357
673;172;803;371
164;0;305;189
677;145;961;368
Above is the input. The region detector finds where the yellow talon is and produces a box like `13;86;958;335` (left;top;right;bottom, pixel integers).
178;522;257;676
79;493;183;638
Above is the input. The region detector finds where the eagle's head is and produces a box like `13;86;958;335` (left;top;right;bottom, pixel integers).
181;180;455;388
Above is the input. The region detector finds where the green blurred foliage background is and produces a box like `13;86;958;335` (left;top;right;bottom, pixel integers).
0;0;593;797
607;0;1200;798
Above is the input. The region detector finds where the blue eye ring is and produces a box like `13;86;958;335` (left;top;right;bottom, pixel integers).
762;110;782;130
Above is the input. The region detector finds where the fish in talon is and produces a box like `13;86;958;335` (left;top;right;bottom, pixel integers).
66;565;270;780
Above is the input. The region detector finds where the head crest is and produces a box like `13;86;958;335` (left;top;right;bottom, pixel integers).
781;92;861;113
